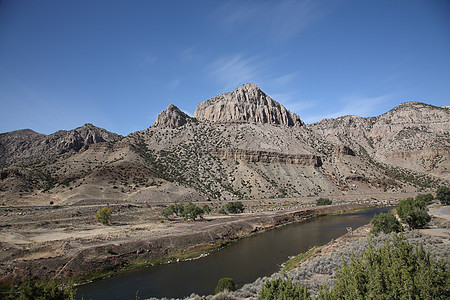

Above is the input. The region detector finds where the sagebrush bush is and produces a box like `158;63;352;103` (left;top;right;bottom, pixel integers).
318;235;449;299
258;278;310;300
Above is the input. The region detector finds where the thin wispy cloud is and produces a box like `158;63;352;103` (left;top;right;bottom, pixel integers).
206;52;299;93
206;53;268;90
169;79;180;89
302;94;395;124
139;53;157;67
180;46;202;63
214;0;325;41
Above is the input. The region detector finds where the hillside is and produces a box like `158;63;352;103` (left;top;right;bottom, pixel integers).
0;84;448;206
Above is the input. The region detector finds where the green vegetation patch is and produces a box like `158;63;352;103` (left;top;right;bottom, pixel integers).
283;246;320;272
317;235;449;299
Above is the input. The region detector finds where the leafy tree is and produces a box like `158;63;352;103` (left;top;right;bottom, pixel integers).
415;193;434;204
258;278;311;300
370;212;402;234
182;203;204;221
215;277;237;294
397;198;431;229
316;198;332;206
318;235;449;299
15;278;76;300
95;207;112;225
161;206;174;219
436;186;450;205
225;201;244;214
202;204;212;214
171;203;185;217
218;208;227;214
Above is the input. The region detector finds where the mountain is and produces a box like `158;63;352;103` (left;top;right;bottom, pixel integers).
309;102;450;179
194;83;303;127
0;123;122;168
153;104;191;129
0;84;448;205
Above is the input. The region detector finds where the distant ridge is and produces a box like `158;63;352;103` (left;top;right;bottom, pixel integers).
0;123;122;167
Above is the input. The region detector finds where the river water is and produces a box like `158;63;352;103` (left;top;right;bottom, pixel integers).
77;206;392;300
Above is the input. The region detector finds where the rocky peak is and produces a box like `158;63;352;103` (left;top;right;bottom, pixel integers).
153;104;190;129
0;124;122;167
194;83;304;127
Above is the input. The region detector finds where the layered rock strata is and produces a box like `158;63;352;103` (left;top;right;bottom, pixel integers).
212;148;322;167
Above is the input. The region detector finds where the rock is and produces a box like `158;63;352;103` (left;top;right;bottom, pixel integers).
211;148;322;167
194;83;304;127
153;104;190;129
0;123;122;167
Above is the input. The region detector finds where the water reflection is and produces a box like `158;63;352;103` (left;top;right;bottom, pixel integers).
77;207;391;300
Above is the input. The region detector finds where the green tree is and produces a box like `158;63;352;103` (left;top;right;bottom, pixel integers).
225;201;244;214
436;186;450;205
171;203;185;217
202;204;212;214
215;277;237;294
316;198;332;206
397;198;431;229
415;193;434;204
95;207;112;225
16;278;76;300
318;236;449;299
370;212;402;234
182;203;204;221
161;205;174;219
258;278;311;300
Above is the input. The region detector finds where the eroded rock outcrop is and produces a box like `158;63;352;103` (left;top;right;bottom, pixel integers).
194;83;304;127
153;104;190;129
211;148;322;167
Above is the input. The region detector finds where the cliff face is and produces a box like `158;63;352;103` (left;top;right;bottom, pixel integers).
309;102;450;177
153;104;190;129
194;83;304;127
211;149;322;167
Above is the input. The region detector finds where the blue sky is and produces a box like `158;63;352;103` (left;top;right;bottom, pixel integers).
1;0;449;136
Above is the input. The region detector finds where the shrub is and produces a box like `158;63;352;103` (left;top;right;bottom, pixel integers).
171;203;185;217
436;186;450;205
95;207;112;225
225;201;244;214
415;193;434;204
316;198;332;206
15;278;76;300
202;204;212;214
183;203;204;221
397;198;431;229
218;208;227;214
258;278;311;300
318;235;449;299
370;212;402;234
161;206;174;219
215;277;237;294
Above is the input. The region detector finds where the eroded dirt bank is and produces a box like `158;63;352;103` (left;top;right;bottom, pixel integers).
0;203;371;284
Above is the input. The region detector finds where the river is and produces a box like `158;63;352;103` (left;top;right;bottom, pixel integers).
77;206;392;300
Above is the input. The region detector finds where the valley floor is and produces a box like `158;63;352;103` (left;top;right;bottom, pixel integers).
0;192;417;286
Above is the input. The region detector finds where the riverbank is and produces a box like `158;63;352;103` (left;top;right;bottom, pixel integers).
222;205;450;300
0;202;377;286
